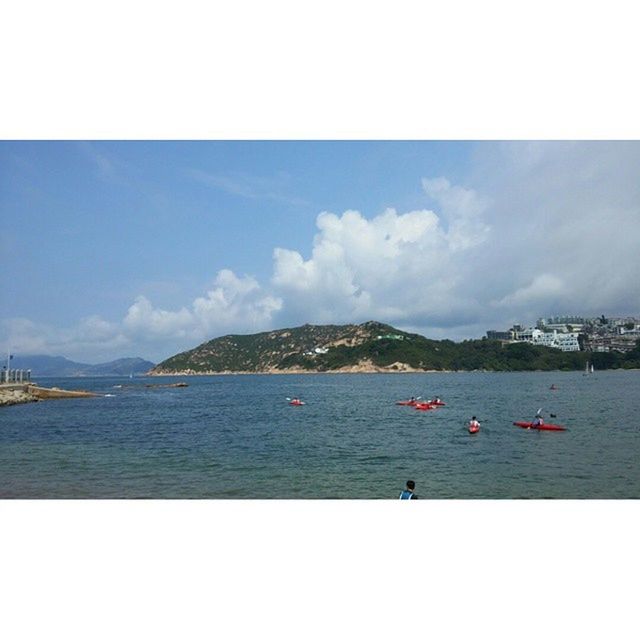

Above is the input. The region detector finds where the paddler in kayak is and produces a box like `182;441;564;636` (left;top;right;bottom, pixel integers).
532;409;544;428
468;416;480;433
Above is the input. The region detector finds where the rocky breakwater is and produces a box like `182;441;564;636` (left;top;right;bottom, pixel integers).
0;384;39;406
0;383;100;407
27;385;99;400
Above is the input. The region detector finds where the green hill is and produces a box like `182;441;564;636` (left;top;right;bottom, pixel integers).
150;321;640;374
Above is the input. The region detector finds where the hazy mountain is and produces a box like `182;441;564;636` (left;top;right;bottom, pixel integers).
7;355;156;377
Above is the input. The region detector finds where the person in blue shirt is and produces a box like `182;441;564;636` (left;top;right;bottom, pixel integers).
399;480;418;499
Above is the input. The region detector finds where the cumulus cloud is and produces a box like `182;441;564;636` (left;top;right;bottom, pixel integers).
191;269;283;331
4;270;283;362
271;179;491;327
123;269;282;344
4;142;639;361
268;145;640;336
124;297;193;338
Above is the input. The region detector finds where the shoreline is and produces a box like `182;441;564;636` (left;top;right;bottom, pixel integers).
0;385;38;407
0;383;99;407
148;367;640;376
148;367;447;376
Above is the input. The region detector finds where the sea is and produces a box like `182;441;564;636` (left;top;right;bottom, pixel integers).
0;370;638;499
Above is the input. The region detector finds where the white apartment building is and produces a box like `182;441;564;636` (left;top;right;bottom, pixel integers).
513;328;580;352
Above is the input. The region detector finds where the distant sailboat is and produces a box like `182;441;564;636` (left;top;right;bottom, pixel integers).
584;361;594;376
590;363;595;374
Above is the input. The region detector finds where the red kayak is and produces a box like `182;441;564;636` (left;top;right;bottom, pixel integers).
513;421;566;431
396;400;419;406
430;400;446;406
468;425;480;434
415;402;434;411
289;399;305;406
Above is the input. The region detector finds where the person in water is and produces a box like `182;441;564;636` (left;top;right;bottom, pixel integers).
469;416;480;431
399;480;418;500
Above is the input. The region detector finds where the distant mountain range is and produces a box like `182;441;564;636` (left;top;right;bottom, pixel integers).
8;355;156;378
150;320;634;374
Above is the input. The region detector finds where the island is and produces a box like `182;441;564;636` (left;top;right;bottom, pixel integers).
149;321;640;375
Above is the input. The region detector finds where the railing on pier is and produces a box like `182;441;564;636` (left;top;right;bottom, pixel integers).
0;369;31;383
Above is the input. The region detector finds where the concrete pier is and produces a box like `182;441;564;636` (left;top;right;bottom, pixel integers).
0;383;38;406
0;381;98;406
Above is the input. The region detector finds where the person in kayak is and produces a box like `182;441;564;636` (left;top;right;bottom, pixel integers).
399;480;418;499
468;416;480;431
533;409;544;427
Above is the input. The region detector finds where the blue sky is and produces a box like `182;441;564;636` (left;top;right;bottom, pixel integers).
2;141;469;318
2;141;639;363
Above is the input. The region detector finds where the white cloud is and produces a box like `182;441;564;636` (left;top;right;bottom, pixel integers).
191;269;282;332
2;318;53;355
494;274;566;308
122;269;283;347
4;142;639;361
4;270;283;363
2;316;130;363
124;297;193;338
466;141;640;325
422;176;490;250
271;181;491;327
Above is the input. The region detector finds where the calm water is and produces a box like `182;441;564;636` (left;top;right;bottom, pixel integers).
0;371;638;498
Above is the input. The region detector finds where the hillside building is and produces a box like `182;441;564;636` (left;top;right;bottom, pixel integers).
513;327;580;351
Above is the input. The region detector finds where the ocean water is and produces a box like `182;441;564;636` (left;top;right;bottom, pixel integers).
0;371;638;498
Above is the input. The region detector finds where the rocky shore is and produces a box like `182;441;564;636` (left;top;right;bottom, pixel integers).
148;360;440;376
0;383;99;407
0;386;39;406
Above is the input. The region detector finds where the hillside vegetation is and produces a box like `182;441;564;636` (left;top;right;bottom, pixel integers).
151;321;640;374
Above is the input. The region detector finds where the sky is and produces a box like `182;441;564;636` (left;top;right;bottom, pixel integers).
2;140;639;364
